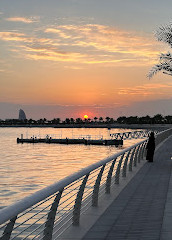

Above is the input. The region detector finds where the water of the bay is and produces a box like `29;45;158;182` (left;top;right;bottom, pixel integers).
0;127;143;208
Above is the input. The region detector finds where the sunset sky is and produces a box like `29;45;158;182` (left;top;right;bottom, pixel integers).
1;0;172;120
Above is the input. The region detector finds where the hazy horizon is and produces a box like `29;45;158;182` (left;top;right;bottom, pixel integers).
1;98;172;120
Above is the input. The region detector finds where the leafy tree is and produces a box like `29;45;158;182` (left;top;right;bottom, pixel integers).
52;118;61;124
126;116;138;124
164;115;172;124
64;118;70;124
117;116;127;124
99;117;103;122
152;114;164;124
94;117;98;122
28;118;33;124
37;118;44;124
76;118;83;124
139;115;151;124
105;117;110;123
109;118;115;123
70;118;75;124
148;23;172;78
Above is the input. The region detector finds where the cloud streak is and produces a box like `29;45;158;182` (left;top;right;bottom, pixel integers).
118;83;172;96
6;16;39;23
0;32;33;42
0;23;160;66
45;24;159;58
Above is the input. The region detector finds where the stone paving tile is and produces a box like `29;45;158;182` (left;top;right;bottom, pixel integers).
84;231;108;239
89;226;111;232
106;238;125;240
161;232;172;240
81;239;101;240
82;136;172;240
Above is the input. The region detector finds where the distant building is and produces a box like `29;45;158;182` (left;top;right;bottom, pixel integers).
19;109;27;120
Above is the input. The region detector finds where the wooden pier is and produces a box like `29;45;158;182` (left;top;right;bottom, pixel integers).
17;137;123;146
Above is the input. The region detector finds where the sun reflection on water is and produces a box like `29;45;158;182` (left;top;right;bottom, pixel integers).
0;127;142;207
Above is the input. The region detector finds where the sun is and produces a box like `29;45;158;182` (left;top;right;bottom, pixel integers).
84;114;88;119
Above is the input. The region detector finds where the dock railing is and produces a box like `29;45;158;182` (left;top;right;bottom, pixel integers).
72;134;104;140
0;128;172;240
110;130;160;140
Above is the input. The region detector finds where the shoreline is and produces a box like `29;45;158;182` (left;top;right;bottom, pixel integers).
0;123;171;129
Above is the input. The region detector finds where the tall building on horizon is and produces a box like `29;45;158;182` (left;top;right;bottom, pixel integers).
19;109;27;120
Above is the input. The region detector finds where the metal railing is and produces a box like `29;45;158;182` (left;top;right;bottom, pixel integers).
72;134;104;140
0;128;172;240
110;130;160;140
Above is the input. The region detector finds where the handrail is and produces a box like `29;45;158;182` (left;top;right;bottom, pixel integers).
0;139;146;225
110;129;160;140
0;127;172;239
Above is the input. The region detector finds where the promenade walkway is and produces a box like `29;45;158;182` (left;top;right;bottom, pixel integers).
80;135;172;240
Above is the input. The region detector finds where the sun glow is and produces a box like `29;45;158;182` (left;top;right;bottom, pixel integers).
84;114;88;119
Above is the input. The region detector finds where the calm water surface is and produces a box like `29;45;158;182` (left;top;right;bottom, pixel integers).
0;127;142;208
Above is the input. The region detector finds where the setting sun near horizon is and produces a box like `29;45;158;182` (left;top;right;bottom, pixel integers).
84;115;89;119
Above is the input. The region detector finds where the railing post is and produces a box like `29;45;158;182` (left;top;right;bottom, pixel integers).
137;143;143;163
92;164;106;207
129;147;136;171
105;158;117;194
122;150;131;177
133;145;140;167
143;141;147;158
43;189;63;240
73;174;89;226
115;154;124;184
140;141;146;160
1;216;17;240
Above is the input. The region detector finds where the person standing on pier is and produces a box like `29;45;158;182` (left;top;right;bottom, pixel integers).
146;132;155;162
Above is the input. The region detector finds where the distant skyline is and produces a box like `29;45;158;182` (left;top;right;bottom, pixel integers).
1;0;172;119
1;98;172;120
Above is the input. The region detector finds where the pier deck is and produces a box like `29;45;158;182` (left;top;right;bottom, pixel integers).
61;135;172;240
17;137;123;146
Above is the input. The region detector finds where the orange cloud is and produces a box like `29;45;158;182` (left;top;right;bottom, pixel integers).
45;24;160;59
0;32;33;42
45;28;71;39
118;83;172;96
6;16;39;23
0;24;161;66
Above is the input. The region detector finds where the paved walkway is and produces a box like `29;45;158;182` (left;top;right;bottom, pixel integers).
82;136;172;240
